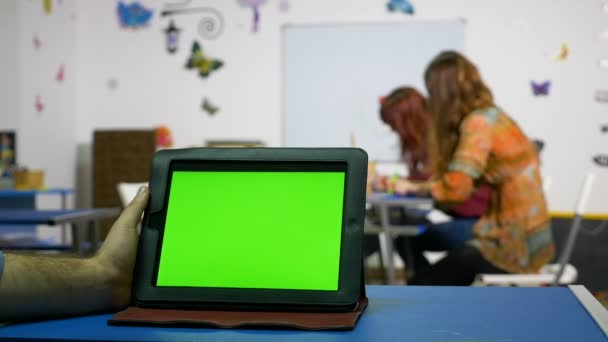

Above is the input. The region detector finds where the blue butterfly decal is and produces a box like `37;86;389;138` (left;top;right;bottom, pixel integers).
117;1;154;29
387;0;414;15
531;80;550;96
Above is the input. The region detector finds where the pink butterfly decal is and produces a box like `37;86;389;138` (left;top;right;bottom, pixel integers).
33;34;41;49
56;64;65;82
279;0;289;12
35;95;44;113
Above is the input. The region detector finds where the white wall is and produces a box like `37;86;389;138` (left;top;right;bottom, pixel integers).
16;0;78;189
4;0;608;214
0;0;19;130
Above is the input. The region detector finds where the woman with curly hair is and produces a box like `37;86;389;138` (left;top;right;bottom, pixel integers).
394;51;554;285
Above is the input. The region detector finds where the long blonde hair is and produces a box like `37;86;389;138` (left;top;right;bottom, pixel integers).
424;51;495;175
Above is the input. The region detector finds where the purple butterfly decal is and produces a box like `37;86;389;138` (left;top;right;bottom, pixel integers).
531;80;550;96
33;34;41;49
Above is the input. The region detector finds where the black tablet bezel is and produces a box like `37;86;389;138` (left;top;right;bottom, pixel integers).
132;148;367;311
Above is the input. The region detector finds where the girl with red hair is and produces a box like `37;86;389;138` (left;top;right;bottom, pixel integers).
368;86;492;278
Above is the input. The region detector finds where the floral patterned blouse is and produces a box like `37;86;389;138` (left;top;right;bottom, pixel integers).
430;107;555;273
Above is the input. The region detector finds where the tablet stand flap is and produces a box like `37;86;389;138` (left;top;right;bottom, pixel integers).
108;296;367;331
109;267;368;331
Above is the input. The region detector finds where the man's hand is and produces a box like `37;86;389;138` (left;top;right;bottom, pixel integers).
0;186;149;321
94;186;149;309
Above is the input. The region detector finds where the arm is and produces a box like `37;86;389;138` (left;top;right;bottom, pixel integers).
430;114;492;203
393;114;492;202
0;186;149;322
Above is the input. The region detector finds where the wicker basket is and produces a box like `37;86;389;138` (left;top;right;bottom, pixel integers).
13;170;44;190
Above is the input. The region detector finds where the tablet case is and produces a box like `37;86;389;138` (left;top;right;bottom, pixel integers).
109;269;368;331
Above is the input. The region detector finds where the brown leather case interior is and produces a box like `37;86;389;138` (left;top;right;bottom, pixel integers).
109;294;367;331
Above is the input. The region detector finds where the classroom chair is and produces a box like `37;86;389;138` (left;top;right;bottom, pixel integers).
477;173;595;286
117;182;148;208
93;130;156;239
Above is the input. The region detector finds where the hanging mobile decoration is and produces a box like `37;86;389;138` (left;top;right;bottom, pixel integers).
161;4;224;40
164;20;181;53
237;0;266;33
278;0;290;13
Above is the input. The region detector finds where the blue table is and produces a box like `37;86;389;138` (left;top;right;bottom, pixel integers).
0;188;74;245
1;286;606;341
0;208;120;252
0;188;73;209
0;208;119;226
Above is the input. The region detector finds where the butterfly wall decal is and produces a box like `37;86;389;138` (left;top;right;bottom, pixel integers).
107;78;119;90
387;0;414;15
554;43;569;62
56;64;65;83
33;34;41;49
43;0;52;15
596;89;608;103
185;42;223;78
117;1;154;29
35;95;44;113
532;139;545;152
279;0;290;13
531;80;551;96
593;154;608;167
202;97;219;115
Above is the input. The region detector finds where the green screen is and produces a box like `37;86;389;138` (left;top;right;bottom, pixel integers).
156;170;345;291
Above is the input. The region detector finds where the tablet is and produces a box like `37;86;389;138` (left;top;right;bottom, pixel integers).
132;148;367;311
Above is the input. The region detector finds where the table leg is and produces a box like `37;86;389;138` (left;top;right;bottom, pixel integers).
91;220;100;251
71;222;83;255
403;237;415;281
378;204;396;285
60;193;68;245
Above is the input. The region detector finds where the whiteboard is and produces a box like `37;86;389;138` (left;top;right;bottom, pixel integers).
282;21;465;161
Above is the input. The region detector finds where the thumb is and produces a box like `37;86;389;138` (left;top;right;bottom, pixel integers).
112;186;149;230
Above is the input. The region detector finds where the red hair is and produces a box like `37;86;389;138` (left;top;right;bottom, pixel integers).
380;87;430;171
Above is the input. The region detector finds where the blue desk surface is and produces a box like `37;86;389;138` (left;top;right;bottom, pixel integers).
0;286;605;342
0;188;73;197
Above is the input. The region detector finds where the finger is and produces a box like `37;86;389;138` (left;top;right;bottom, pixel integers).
112;186;149;230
